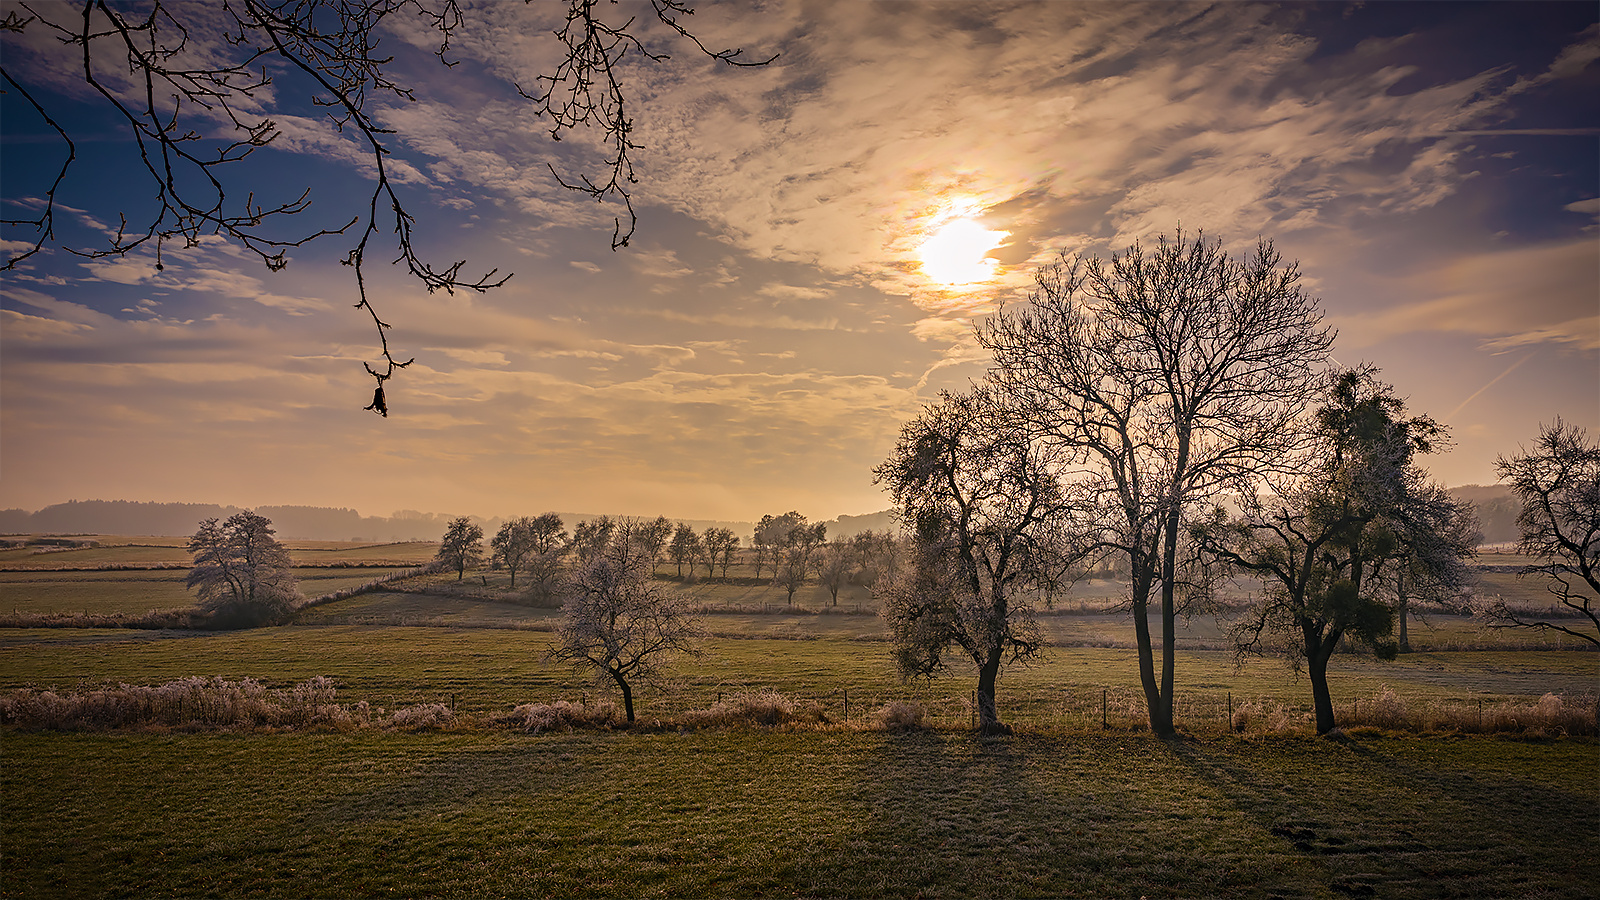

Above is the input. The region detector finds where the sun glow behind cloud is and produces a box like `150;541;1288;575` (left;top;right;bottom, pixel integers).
918;217;1009;285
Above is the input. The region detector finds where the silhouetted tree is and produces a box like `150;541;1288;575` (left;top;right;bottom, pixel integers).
980;229;1335;735
491;517;540;588
436;516;484;580
186;512;300;627
1478;419;1600;646
551;533;702;722
1194;369;1476;734
520;513;570;600
875;388;1072;734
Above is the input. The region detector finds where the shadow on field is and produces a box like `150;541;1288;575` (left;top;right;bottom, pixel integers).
1164;734;1600;898
795;731;1326;899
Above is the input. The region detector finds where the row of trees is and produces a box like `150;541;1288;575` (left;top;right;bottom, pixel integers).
436;510;902;604
876;230;1491;736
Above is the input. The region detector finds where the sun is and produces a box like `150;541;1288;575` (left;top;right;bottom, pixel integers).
918;217;1008;285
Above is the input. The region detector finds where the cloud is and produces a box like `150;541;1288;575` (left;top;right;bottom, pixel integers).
1337;238;1600;351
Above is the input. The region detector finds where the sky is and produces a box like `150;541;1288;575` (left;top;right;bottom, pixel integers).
2;0;1597;524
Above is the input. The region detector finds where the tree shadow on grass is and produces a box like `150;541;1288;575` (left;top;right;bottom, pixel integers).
795;730;1335;899
1164;733;1600;899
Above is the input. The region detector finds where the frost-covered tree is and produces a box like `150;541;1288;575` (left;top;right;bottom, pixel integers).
551;534;702;722
186;511;299;627
875;388;1072;734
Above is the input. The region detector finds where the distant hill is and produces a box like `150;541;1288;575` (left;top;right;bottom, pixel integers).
0;499;901;543
1446;484;1521;545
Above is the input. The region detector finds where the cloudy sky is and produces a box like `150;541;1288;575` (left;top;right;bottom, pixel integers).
2;1;1596;524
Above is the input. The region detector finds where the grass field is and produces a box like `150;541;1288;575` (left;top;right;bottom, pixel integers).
3;729;1595;899
3;539;1596;898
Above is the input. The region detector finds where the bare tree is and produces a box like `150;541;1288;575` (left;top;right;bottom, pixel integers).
668;522;699;579
1478;419;1600;646
776;519;825;604
637;516;675;574
491;517;540;588
816;539;852;606
520;513;570;601
1194;369;1476;734
702;527;739;579
874;388;1072;734
570;516;616;565
550;532;702;722
0;1;771;412
436;516;483;580
980;229;1335;736
186;511;300;627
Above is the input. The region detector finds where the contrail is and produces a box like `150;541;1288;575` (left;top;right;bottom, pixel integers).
1444;353;1534;423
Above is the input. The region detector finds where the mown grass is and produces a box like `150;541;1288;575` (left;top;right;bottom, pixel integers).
3;729;1594;899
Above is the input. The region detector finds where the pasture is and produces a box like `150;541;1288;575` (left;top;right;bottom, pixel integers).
1;538;1596;897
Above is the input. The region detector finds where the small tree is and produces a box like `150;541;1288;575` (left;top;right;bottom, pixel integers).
702;527;740;579
570;516;617;564
1196;370;1476;734
186;512;299;628
551;535;702;722
437;517;484;581
491;517;540;588
817;539;853;605
875;388;1070;734
638;516;675;574
1479;419;1600;646
669;523;700;578
777;521;826;604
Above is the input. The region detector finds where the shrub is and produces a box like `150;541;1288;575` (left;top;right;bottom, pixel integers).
388;703;456;730
874;700;929;731
0;676;370;731
682;690;829;729
507;700;620;732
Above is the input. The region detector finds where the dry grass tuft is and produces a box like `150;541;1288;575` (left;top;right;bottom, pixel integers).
505;700;620;732
873;699;930;730
681;690;830;729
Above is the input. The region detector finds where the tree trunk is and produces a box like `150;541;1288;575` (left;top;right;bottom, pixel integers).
976;649;1008;734
612;670;635;723
1306;624;1340;735
1396;569;1410;653
1130;577;1163;734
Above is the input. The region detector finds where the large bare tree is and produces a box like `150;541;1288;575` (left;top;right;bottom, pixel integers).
980;229;1335;736
0;0;770;413
1479;418;1600;646
875;387;1073;734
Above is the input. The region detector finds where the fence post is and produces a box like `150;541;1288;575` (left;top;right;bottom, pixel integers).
1227;692;1232;731
843;689;849;723
1101;688;1107;730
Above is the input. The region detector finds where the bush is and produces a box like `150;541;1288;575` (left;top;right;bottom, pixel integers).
507;700;620;732
874;700;929;731
0;676;369;731
682;690;829;729
388;703;456;730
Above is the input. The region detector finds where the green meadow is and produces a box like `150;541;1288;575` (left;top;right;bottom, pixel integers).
2;539;1596;897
